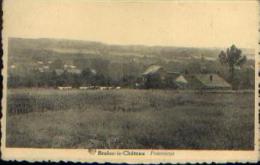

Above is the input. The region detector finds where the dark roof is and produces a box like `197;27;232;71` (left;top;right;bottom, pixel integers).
194;74;231;88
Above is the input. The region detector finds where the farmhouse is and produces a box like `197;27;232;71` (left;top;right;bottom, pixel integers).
142;65;188;89
142;65;167;88
188;74;231;90
142;65;231;89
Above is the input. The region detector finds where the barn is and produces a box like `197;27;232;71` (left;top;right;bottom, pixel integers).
188;74;232;90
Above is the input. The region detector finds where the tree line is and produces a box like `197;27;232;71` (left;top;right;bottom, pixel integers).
8;68;140;88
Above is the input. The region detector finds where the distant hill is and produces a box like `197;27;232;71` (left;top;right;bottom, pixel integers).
8;37;255;69
9;38;255;60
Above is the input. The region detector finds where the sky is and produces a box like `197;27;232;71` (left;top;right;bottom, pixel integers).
3;0;259;48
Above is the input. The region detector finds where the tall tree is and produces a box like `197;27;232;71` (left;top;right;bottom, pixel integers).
218;45;247;82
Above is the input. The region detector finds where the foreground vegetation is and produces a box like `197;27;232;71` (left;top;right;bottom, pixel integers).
6;89;254;149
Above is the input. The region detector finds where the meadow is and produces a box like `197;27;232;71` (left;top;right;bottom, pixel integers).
6;88;255;149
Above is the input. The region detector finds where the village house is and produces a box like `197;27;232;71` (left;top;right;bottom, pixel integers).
55;69;64;76
62;64;82;75
67;68;82;75
38;65;50;73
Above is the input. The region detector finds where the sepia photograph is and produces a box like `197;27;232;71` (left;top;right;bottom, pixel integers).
2;0;259;163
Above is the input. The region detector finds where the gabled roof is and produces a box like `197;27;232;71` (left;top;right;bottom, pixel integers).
175;75;188;84
143;65;163;75
194;74;231;88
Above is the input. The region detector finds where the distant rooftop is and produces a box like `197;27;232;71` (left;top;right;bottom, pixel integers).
143;65;163;75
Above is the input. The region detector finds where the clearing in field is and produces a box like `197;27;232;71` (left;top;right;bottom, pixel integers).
6;89;254;150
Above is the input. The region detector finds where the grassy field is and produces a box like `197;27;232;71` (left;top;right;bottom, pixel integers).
6;89;255;150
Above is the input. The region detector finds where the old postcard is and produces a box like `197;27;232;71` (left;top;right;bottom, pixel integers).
1;0;259;163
